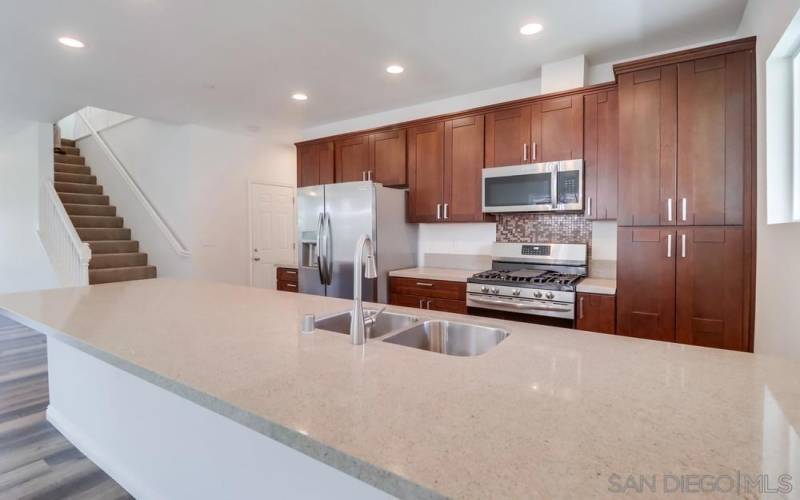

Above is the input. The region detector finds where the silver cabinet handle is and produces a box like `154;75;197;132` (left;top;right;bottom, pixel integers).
362;171;366;181
681;198;687;222
532;142;537;161
523;143;528;162
667;233;673;259
367;170;373;181
436;203;442;220
415;282;433;287
667;198;673;222
426;300;432;309
443;203;448;220
286;283;297;288
419;299;424;309
681;233;687;258
285;270;297;275
579;296;585;320
587;197;592;217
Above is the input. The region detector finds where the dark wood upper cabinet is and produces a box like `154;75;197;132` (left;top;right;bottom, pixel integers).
296;141;334;188
335;134;370;183
584;90;619;220
618;66;678;226
484;105;532;167
407;122;445;222
531;95;583;162
444;115;485;222
616;227;676;342
677;52;749;226
676;227;745;350
369;129;407;186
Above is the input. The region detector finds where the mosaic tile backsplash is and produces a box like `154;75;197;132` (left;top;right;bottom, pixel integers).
495;213;592;246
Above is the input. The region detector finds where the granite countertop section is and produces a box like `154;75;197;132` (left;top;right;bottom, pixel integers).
576;278;617;295
388;267;480;283
1;279;799;499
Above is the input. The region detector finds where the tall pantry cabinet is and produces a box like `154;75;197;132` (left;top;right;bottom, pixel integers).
615;39;756;352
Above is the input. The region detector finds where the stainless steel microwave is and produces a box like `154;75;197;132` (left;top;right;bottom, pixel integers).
482;159;584;213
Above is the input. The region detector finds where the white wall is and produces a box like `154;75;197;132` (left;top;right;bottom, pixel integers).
58;107;134;141
77;118;296;286
0;122;59;293
417;223;496;266
738;0;800;361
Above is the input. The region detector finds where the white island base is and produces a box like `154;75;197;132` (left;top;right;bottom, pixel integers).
46;336;392;500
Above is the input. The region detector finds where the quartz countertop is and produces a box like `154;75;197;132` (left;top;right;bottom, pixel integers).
576;277;617;295
1;279;798;499
388;267;480;283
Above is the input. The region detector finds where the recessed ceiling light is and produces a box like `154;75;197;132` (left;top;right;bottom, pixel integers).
386;65;404;74
292;93;308;101
58;37;85;48
520;23;543;36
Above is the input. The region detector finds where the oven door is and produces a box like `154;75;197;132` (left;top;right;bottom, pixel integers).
482;163;555;213
467;294;575;319
553;159;584;211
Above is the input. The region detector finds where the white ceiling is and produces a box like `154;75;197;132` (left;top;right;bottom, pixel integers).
0;0;747;136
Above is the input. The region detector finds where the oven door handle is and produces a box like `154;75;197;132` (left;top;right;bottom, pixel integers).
469;296;572;312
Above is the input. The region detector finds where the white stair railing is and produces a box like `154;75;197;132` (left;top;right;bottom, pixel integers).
39;180;91;286
77;110;190;257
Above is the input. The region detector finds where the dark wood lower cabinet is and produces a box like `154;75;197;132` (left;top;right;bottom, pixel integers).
388;277;467;314
389;293;467;314
576;293;616;334
276;266;298;293
617;227;748;351
676;227;745;350
617;227;676;342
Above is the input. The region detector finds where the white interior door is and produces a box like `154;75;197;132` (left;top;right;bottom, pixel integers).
250;183;295;288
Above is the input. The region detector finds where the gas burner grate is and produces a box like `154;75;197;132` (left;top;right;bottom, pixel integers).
471;269;583;287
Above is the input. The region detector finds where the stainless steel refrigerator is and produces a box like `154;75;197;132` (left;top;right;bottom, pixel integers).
297;181;418;303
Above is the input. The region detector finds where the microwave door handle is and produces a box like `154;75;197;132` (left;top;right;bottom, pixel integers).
551;164;558;209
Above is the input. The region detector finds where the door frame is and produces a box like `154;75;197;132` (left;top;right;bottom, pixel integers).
247;180;297;287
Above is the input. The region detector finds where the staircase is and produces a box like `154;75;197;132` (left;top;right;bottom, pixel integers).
54;138;157;284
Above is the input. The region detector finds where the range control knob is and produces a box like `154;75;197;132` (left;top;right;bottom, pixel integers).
512;289;521;296
545;292;555;299
491;287;499;294
533;291;543;298
481;286;489;293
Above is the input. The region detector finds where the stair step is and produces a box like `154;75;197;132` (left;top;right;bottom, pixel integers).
54;181;102;195
59;146;80;155
70;215;123;228
54;172;96;185
55;163;91;175
60;138;76;147
77;227;131;241
53;153;85;165
89;266;157;285
89;253;148;269
63;204;117;216
87;240;139;254
57;192;109;205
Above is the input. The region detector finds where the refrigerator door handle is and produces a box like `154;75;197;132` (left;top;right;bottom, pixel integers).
315;213;325;285
324;212;333;285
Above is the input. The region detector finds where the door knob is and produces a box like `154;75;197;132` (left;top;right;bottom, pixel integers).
253;257;261;262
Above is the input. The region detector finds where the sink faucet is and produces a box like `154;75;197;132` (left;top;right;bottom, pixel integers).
351;234;378;345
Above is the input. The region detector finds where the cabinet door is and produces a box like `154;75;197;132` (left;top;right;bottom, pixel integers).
677;52;749;226
576;293;616;334
427;297;468;314
335;135;370;183
444;115;484;222
407;122;445;222
297;142;334;187
484;105;532;167
390;293;427;309
676;228;745;350
531;95;583;162
618;66;678;226
617;227;676;342
370;129;407;186
584;91;619;220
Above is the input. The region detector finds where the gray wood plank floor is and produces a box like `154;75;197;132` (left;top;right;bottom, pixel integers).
0;323;133;500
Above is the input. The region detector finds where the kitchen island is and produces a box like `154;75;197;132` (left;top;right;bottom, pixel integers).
0;278;798;499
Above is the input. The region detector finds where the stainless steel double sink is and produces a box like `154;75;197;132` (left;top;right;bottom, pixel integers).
314;309;509;357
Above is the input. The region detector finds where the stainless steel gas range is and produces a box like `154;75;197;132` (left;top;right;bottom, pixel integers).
467;243;587;320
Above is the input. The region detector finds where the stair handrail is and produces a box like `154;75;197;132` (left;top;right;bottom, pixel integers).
40;179;91;286
76;110;191;257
